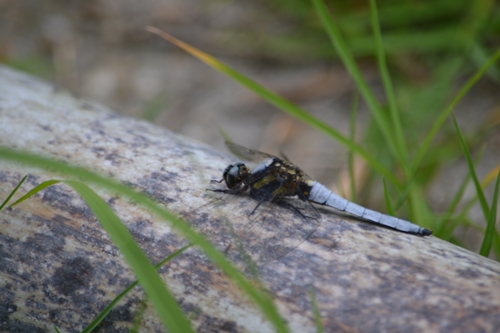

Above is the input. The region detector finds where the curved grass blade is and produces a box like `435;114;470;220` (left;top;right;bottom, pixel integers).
382;178;396;217
0;148;290;333
145;26;399;186
9;179;61;208
452;114;500;257
482;164;500;188
411;49;500;174
311;0;403;166
441;146;485;236
369;0;408;166
348;92;358;202
437;146;485;238
407;186;435;231
479;171;500;257
452;114;489;219
81;244;192;333
392;170;420;212
437;170;471;238
63;180;195;333
471;43;500;83
0;175;27;210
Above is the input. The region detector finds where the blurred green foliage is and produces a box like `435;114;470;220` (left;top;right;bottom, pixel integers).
251;0;499;62
208;0;500;254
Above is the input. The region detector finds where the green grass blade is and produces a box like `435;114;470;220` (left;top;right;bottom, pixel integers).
369;0;407;165
348;92;358;202
482;164;500;188
8;179;61;208
411;48;500;174
309;287;323;333
53;326;61;333
407;188;435;230
382;178;396;216
392;167;422;211
81;244;192;333
0;148;290;333
492;232;500;261
63;180;195;333
454;196;488;235
145;26;399;186
436;145;486;238
479;171;500;257
471;43;500;83
311;0;403;166
437;170;472;238
449;147;487;233
451;114;489;219
0;175;27;210
452;114;500;258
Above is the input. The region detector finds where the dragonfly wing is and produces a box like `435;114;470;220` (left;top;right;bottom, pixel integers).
225;141;275;162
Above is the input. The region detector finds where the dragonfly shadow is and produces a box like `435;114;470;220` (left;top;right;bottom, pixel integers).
182;188;322;275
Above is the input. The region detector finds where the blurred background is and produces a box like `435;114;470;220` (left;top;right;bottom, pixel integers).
1;0;500;254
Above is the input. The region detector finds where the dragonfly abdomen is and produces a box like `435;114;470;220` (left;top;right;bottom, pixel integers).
307;182;432;236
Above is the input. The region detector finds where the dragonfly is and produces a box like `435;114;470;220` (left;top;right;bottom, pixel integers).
211;141;432;236
193;141;431;267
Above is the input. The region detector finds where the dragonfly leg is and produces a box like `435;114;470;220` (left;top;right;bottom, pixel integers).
250;200;266;215
207;186;244;195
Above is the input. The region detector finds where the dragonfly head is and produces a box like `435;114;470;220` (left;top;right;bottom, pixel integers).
223;162;250;189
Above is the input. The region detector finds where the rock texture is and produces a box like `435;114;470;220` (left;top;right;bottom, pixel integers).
1;66;500;333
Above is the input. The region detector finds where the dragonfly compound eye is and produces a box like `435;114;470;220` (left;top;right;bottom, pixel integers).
223;162;248;188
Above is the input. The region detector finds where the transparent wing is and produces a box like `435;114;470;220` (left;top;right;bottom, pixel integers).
225;141;275;162
225;141;314;181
